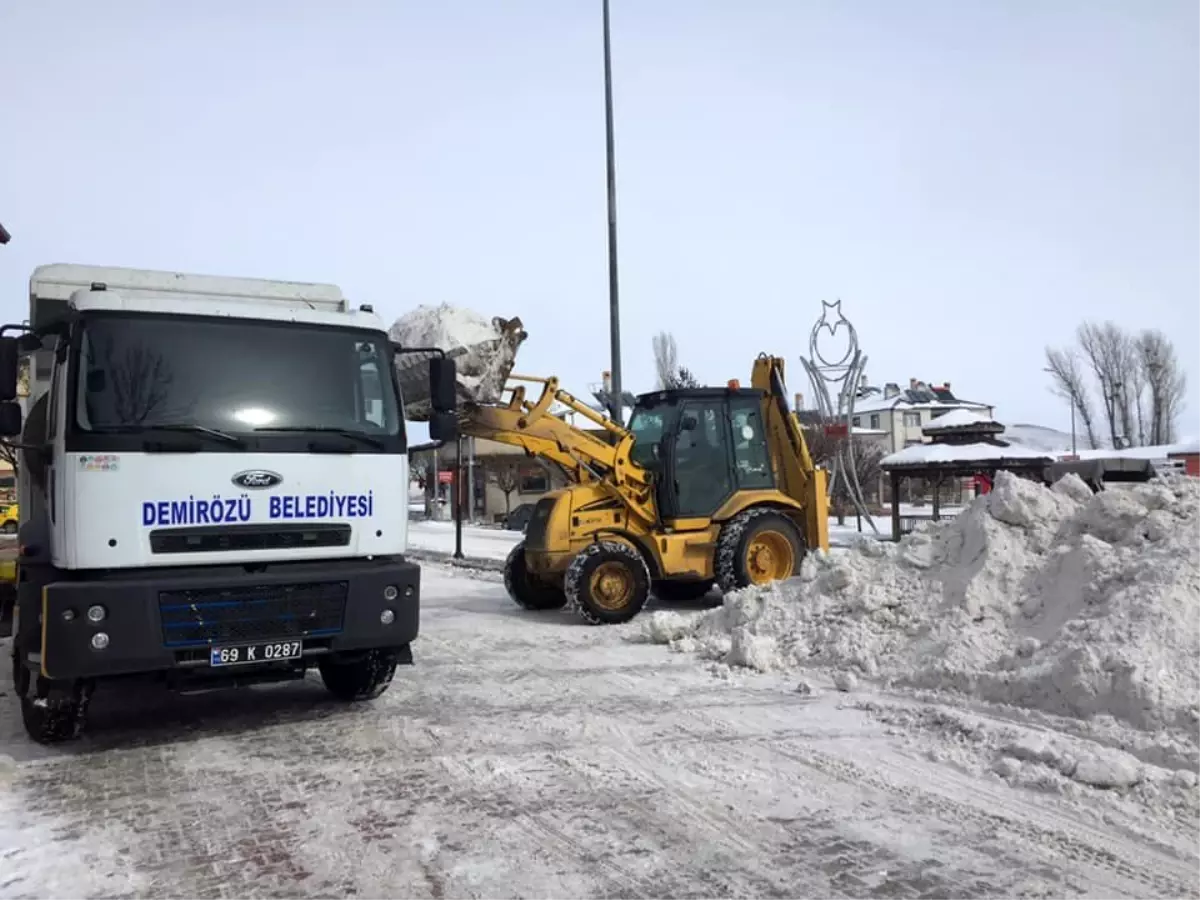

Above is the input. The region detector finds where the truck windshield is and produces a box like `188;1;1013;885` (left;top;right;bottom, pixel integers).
74;314;401;438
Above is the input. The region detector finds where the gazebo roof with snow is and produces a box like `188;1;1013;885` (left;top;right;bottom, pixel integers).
922;408;1005;443
881;441;1052;470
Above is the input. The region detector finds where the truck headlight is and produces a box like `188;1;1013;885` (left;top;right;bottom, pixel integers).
404;585;414;598
91;632;109;650
380;609;395;625
87;604;107;623
383;585;399;601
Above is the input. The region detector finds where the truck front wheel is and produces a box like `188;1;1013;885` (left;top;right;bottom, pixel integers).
15;658;94;745
318;647;407;701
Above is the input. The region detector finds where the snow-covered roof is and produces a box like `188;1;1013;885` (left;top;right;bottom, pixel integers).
1073;440;1200;462
923;409;998;431
852;426;888;436
853;397;991;416
881;441;1052;468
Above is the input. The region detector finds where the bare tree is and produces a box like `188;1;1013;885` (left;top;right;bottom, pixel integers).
652;332;679;391
1076;321;1138;447
488;458;522;517
653;332;702;389
1137;329;1188;444
803;427;885;507
671;366;701;389
1044;346;1101;449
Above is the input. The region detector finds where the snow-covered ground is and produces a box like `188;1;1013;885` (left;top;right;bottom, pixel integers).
405;514;937;563
1;559;1196;898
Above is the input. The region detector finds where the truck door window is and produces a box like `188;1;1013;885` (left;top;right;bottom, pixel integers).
356;343;386;428
728;395;773;490
47;361;61;439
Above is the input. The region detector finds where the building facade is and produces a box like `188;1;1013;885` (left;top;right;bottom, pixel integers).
849;378;994;455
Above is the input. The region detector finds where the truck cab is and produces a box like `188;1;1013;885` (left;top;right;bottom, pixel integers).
1;264;456;743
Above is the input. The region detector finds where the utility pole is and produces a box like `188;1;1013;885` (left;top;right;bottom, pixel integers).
602;0;623;424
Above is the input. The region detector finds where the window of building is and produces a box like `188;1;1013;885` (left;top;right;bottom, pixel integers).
869;414;880;430
852;416;861;427
903;412;922;428
519;465;549;494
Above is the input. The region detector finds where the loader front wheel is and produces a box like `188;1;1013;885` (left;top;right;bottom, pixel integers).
564;541;651;626
715;508;805;594
504;542;567;611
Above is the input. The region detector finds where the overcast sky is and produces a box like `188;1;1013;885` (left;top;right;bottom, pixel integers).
2;0;1196;441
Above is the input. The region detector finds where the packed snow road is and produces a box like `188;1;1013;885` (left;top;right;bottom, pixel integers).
0;565;1196;899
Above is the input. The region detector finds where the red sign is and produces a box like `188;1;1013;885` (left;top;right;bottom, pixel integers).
437;470;454;485
823;423;849;439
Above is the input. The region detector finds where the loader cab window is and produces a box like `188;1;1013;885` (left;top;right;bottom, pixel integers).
627;405;667;469
729;395;773;490
672;398;733;517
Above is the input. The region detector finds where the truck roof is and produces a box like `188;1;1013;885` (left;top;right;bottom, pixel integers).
28;263;373;333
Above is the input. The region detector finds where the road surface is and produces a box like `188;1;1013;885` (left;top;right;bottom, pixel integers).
1;564;1196;899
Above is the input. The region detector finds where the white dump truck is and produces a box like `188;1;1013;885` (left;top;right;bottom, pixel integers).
0;264;458;743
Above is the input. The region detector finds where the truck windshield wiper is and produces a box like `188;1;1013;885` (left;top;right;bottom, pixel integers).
91;423;245;446
253;426;386;449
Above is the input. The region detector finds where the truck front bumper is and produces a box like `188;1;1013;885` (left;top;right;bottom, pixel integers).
35;557;419;681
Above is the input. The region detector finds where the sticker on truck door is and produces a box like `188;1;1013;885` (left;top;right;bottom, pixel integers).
78;454;120;472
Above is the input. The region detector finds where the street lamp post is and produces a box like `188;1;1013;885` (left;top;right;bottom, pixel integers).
602;0;623;424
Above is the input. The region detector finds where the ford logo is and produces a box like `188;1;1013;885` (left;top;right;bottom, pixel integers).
231;470;283;489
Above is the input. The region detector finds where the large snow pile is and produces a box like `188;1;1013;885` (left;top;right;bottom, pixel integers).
389;304;525;416
643;472;1200;735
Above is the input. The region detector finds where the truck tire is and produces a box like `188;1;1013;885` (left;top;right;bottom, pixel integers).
652;579;715;604
564;540;651;626
715;508;805;595
318;649;401;701
504;542;567;611
16;662;94;745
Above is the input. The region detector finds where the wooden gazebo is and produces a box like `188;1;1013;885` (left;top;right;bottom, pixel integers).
879;410;1052;540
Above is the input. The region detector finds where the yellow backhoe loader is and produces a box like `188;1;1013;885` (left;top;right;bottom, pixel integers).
394;315;829;625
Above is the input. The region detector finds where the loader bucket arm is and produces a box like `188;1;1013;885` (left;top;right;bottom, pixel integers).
459;373;657;526
751;354;830;553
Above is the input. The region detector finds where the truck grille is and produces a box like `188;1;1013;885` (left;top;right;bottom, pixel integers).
150;524;351;554
158;581;348;647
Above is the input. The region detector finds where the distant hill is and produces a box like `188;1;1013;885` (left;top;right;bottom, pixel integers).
1002;423;1106;453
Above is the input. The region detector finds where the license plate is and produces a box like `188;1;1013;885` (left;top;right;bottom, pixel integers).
209;640;302;667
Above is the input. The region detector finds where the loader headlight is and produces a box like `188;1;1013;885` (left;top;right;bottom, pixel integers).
380;609;395;625
404;585;414;598
383;585;399;602
86;604;107;623
61;609;76;622
91;632;109;651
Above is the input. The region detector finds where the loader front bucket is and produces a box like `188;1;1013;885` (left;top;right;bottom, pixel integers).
390;304;527;421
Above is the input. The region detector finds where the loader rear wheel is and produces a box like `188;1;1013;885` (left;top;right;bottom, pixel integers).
652;579;715;604
504;542;567;611
564;541;651;626
715;508;805;594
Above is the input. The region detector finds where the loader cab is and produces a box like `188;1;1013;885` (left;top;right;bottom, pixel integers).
627;387;775;520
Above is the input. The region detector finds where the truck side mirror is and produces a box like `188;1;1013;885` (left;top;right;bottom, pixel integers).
0;337;18;402
429;357;457;413
428;411;458;443
0;401;22;437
